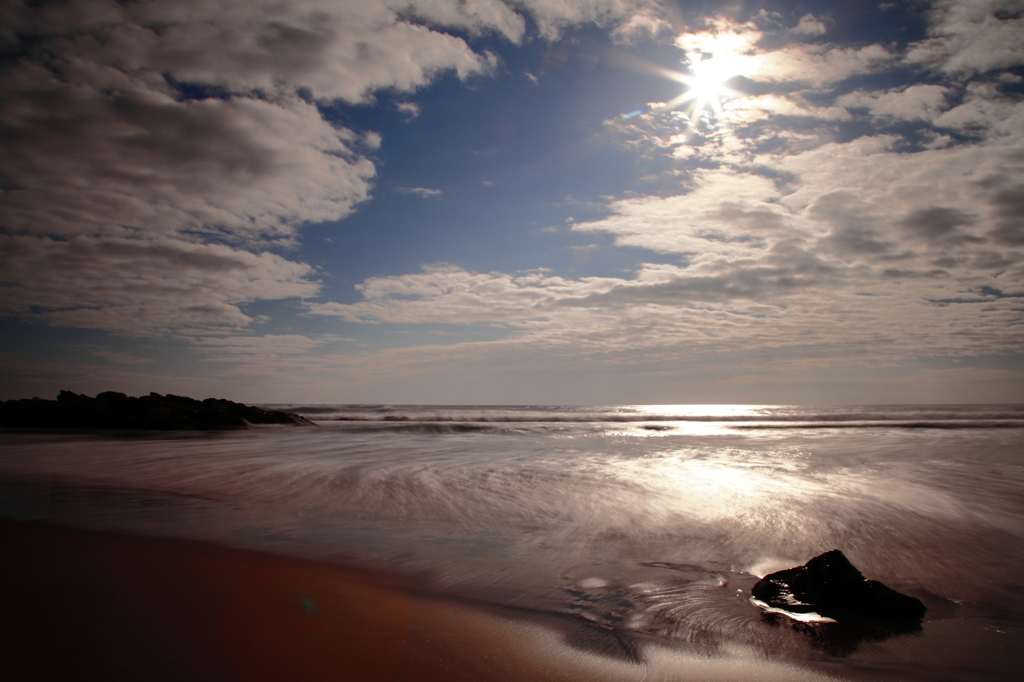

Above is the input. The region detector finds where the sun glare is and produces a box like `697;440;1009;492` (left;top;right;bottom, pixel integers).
660;51;743;122
628;27;758;127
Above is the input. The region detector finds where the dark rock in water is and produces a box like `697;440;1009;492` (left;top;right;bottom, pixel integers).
0;391;315;430
751;550;926;625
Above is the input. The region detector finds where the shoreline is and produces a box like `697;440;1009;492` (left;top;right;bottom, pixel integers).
0;518;849;682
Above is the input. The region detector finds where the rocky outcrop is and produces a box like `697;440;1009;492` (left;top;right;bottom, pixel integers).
751;550;926;625
0;391;315;430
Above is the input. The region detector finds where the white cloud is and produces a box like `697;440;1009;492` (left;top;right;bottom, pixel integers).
572;171;788;258
58;0;499;103
837;84;951;121
751;43;896;87
398;187;444;198
0;0;663;339
306;119;1024;377
611;8;672;43
0;70;374;242
396;101;422;119
0;234;318;334
309;264;625;324
770;134;1024;257
392;0;528;43
790;14;827;37
3;0;1022;400
519;0;667;40
306;258;1024;382
673;20;895;89
726;94;852;122
191;333;325;361
292;3;1024;399
906;0;1024;75
932;82;1024;136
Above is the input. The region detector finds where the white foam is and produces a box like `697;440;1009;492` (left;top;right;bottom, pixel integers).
749;597;838;623
744;558;798;579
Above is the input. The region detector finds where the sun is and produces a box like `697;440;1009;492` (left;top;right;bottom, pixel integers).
617;27;757;127
659;52;743;121
619;27;757;127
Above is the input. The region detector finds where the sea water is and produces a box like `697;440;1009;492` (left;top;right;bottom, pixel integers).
1;404;1023;679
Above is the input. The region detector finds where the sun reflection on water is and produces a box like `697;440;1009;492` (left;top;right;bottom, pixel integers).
632;404;769;418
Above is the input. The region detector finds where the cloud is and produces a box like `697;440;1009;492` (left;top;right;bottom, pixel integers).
92;350;151;365
191;333;326;361
394;0;528;44
571;171;788;258
0;353;226;401
398;187;444;198
270;1;1024;396
673;20;896;89
726;94;852;122
363;131;383;149
901;206;978;241
906;0;1024;75
1;0;661;339
3;1;1022;399
790;14;827;37
21;0;500;104
989;184;1024;245
837;85;951;121
306;258;1024;380
932;82;1024;136
751;43;896;87
0;234;318;334
306;103;1024;373
769;136;1024;268
1;72;375;242
611;8;672;43
308;264;625;324
519;0;668;41
396;101;422;119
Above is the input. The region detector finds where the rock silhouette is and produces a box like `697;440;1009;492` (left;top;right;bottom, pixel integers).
0;391;315;430
751;549;926;625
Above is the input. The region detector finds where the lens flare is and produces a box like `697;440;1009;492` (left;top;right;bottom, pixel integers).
615;29;754;130
656;53;742;125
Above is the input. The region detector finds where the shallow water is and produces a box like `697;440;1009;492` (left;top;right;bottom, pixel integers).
2;404;1023;679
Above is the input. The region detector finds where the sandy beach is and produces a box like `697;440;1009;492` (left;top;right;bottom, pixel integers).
1;519;859;682
4;410;1022;681
0;518;629;682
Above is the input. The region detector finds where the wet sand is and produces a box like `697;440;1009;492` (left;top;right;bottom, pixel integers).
0;519;858;682
1;518;643;682
6;517;1024;682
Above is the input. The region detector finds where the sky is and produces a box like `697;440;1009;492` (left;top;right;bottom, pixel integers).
1;0;1023;405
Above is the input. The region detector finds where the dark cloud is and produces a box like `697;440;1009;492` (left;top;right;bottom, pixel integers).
710;202;786;231
1;0;671;337
811;192;891;256
989;184;1024;244
561;246;837;307
0;233;317;333
901;206;975;239
1;0;1022;400
881;267;950;278
0;0;527;333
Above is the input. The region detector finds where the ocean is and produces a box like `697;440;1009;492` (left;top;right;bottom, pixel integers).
2;403;1023;680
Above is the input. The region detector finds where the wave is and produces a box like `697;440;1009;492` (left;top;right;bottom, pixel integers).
317;421;570;435
734;420;1024;429
264;419;1024;435
256;403;1024;430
